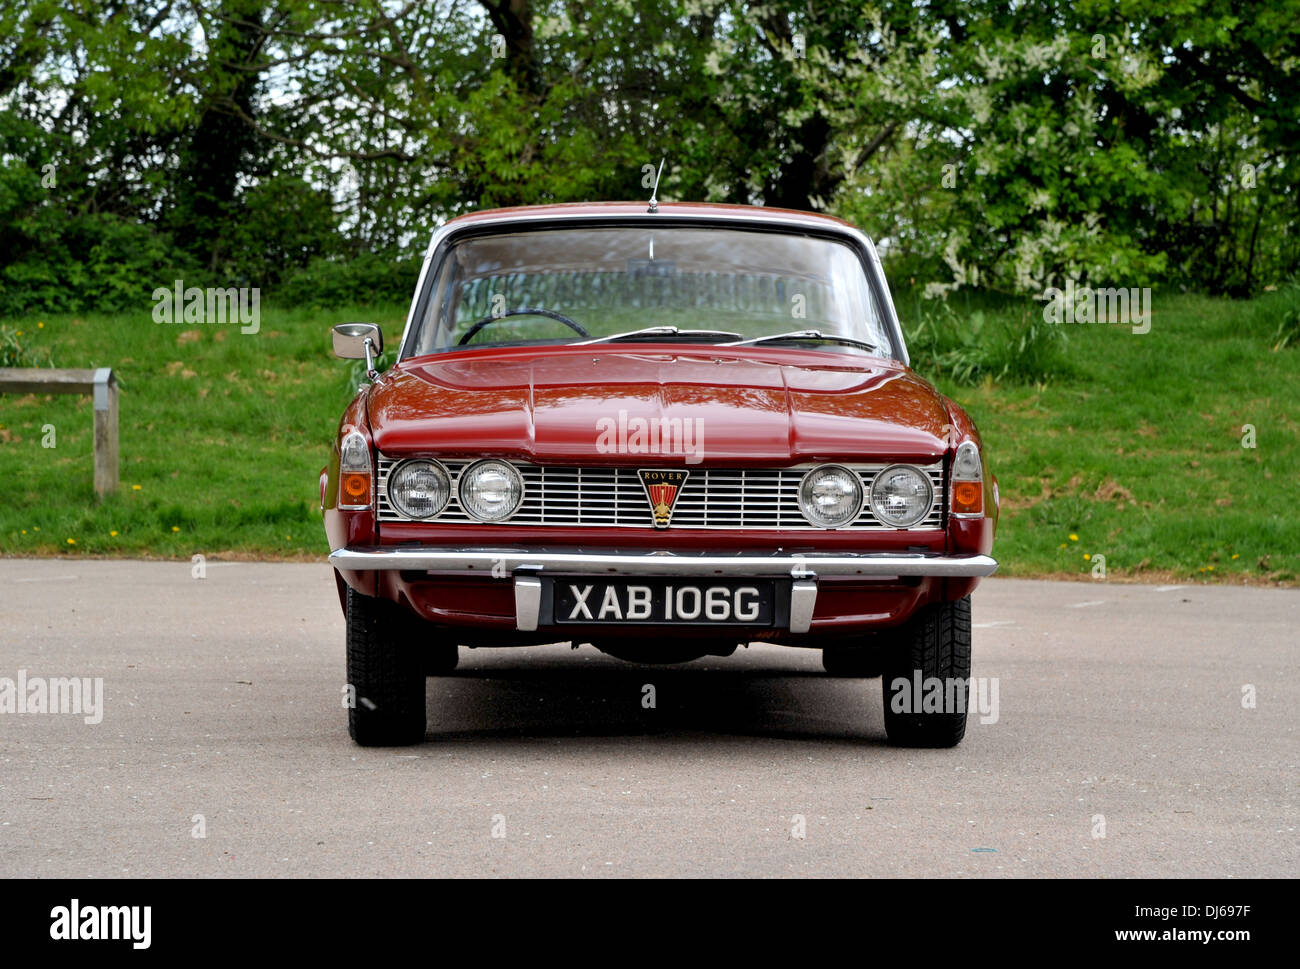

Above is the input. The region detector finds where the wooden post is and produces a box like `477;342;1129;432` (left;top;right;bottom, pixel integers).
0;367;119;497
92;368;118;497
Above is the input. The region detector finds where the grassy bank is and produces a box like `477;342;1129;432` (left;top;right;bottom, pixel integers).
913;285;1300;584
0;304;407;560
1;289;1297;585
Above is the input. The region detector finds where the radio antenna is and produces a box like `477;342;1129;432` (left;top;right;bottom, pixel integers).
647;158;665;213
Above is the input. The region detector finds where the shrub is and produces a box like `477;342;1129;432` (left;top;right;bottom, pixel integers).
278;251;422;308
1235;278;1300;350
0;212;198;317
903;300;1071;385
0;324;53;368
1264;282;1300;351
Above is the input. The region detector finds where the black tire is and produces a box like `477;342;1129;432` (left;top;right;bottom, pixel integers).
346;587;426;746
821;641;886;677
424;642;459;676
881;596;972;748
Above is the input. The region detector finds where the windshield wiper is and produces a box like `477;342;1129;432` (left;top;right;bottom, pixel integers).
578;326;744;345
716;329;883;354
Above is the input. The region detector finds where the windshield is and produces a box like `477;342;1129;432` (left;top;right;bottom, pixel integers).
405;225;893;358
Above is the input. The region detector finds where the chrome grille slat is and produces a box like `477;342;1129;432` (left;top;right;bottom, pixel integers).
377;458;944;530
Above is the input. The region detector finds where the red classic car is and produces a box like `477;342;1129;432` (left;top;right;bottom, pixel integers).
322;201;998;747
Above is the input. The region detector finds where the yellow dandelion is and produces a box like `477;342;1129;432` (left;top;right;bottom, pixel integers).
66;538;75;545
1068;533;1079;541
1207;565;1215;571
1083;553;1091;560
33;526;39;531
171;526;180;533
1058;542;1068;549
110;530;119;537
132;484;142;491
38;322;45;329
22;529;27;535
1231;554;1239;560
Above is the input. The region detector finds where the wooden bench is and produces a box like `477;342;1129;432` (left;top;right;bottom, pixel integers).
0;367;119;496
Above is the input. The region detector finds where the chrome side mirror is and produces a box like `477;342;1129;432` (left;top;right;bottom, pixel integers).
332;323;384;380
332;322;383;359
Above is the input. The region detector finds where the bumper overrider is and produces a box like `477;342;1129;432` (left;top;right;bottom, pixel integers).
328;547;998;635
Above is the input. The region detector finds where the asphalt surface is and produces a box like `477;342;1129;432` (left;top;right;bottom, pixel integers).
0;559;1294;878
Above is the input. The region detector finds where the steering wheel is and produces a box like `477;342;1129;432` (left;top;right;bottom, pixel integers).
457;308;589;345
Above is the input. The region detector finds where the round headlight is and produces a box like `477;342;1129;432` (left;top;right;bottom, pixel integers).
869;465;933;528
798;465;864;528
458;460;524;522
388;460;451;519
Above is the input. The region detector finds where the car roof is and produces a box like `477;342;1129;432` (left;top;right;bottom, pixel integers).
441;201;860;232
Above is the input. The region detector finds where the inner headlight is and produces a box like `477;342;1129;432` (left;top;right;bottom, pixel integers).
388;459;450;519
798;465;864;528
869;465;933;528
458;459;524;522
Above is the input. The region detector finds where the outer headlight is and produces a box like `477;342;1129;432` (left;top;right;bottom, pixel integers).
798;465;864;528
458;459;524;522
388;459;451;519
869;464;933;528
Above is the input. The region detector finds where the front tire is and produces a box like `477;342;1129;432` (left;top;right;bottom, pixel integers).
346;587;426;746
881;596;972;748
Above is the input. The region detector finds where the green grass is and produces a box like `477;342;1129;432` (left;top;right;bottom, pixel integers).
0;304;407;559
922;284;1300;585
0;288;1297;585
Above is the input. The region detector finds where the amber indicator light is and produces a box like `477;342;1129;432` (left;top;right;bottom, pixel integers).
341;472;370;502
952;480;982;514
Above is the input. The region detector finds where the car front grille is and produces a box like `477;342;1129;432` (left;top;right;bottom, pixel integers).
377;459;945;530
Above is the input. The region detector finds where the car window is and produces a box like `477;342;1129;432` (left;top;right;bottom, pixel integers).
406;225;892;358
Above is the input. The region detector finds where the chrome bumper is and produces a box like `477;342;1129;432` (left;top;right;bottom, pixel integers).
329;547;997;634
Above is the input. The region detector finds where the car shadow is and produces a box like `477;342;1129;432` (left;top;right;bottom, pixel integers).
419;650;889;746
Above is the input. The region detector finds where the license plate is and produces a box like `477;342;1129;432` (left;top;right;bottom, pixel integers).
547;579;776;626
